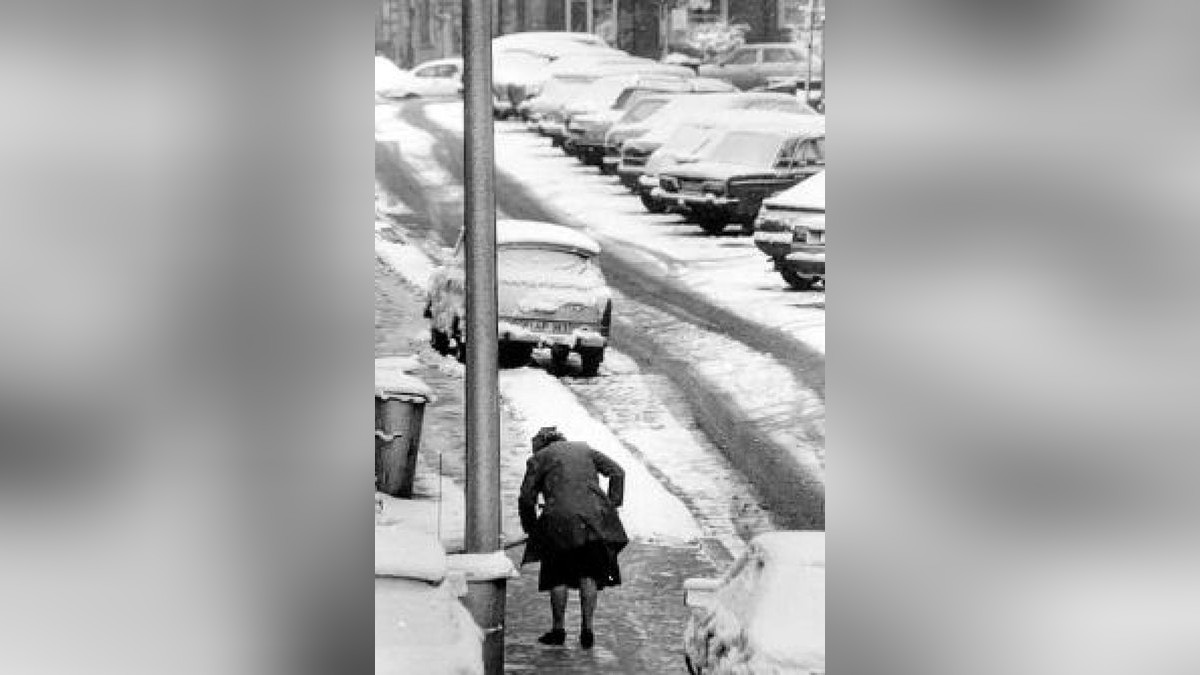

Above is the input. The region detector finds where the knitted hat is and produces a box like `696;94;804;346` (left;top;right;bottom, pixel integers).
531;426;566;451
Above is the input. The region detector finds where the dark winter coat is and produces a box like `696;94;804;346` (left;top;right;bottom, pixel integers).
518;440;628;566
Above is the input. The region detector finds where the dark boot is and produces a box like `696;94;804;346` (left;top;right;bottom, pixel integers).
580;629;594;649
537;629;566;646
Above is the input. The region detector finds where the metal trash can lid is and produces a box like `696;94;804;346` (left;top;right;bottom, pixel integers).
375;357;434;403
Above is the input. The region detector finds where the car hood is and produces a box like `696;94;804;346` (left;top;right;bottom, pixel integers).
662;160;771;182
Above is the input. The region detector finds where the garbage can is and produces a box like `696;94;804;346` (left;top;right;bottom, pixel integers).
375;357;434;498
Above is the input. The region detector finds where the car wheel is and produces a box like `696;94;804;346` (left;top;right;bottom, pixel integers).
599;162;616;176
430;327;451;355
781;269;817;290
578;347;604;377
639;192;667;214
698;214;728;235
549;345;571;375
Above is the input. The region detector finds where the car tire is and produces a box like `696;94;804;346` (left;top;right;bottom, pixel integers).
781;269;817;290
599;161;616;176
430;327;451;355
549;345;571;375
578;347;604;377
639;192;667;214
698;214;728;235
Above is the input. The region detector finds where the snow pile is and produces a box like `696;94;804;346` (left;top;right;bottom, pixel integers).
375;576;484;675
499;368;702;544
374;523;447;582
375;233;438;292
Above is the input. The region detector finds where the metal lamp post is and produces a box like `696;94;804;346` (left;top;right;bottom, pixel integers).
460;1;505;673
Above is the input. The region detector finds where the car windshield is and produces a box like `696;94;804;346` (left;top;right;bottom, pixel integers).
499;248;601;284
705;130;785;167
662;124;719;155
620;99;669;124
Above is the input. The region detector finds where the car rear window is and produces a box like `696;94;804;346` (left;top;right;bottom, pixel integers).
499;248;602;283
663;124;719;155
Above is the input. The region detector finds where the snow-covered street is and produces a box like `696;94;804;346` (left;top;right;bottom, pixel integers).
376;99;825;529
376;92;826;670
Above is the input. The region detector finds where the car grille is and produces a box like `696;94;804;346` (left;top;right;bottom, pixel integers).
680;179;705;194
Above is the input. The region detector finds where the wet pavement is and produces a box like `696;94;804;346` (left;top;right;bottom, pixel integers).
501;541;717;674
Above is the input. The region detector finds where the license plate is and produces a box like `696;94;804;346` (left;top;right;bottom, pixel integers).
521;320;571;334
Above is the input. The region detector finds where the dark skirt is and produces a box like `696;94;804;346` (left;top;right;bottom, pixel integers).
537;541;622;592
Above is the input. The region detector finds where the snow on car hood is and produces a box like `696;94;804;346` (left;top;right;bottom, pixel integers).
763;171;825;211
663;160;775;182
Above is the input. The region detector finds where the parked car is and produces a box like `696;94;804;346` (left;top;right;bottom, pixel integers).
653;113;826;234
492;50;551;116
559;73;706;164
407;58;464;97
683;531;825;675
425;220;612;375
525;62;689;145
698;42;821;91
611;92;817;189
753;171;825;290
626;113;736;212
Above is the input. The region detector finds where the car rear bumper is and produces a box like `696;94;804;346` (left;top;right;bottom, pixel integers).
781;250;825;276
499;321;607;350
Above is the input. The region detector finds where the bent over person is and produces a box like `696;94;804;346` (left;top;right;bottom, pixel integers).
518;426;628;649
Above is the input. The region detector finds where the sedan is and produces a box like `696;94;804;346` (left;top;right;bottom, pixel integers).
425;220;612;375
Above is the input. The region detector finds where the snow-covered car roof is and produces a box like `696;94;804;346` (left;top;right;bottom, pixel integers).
497;220;601;257
685;109;826;136
763;171;825;211
493;31;609;50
